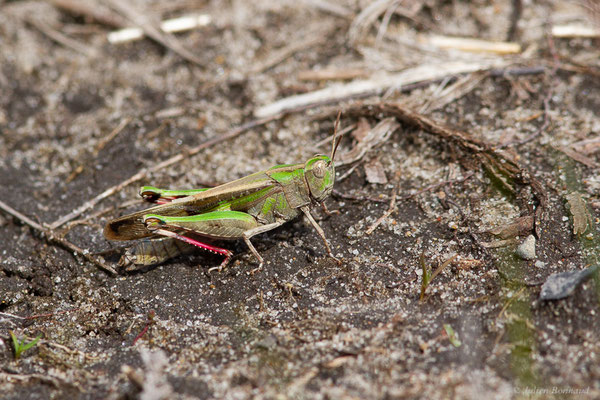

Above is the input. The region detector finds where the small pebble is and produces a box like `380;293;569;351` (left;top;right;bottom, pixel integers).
516;235;536;260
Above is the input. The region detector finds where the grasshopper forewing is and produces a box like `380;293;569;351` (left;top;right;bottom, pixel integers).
104;119;343;272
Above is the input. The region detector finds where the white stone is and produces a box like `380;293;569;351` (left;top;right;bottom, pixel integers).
516;235;536;260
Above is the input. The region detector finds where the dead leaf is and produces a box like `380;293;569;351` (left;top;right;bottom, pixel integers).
566;191;592;236
488;215;534;239
338;117;399;166
364;158;388;184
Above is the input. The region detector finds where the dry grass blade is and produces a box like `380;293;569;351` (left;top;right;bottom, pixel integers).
348;0;398;43
425;35;521;54
300;0;353;18
570;137;600;155
552;24;600;38
298;68;370;81
419;71;489;113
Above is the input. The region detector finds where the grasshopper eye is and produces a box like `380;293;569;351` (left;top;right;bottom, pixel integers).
313;160;326;178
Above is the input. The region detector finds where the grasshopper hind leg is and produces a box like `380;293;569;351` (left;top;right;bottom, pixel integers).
143;212;286;273
149;228;234;271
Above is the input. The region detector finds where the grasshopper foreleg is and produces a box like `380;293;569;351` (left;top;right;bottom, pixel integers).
140;186;210;204
242;221;287;274
300;206;341;264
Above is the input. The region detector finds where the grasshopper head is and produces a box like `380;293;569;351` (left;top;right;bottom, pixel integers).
304;155;335;202
305;113;341;202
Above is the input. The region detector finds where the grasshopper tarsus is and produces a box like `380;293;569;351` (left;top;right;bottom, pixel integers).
321;202;340;217
249;264;264;275
207;250;234;273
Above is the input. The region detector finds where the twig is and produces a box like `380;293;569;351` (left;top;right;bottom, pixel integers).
252;32;327;74
343;102;488;154
497;94;551;149
94;117;131;155
507;0;523;41
27;17;96;56
49;0;128;28
0;199;117;275
405;172;475;200
261;66;545;122
50;114;280;229
0;372;63;389
337;163;361;182
103;0;204;65
0;308;80;321
0;312;26;320
553;145;599;168
332;189;388;203
365;184;398;234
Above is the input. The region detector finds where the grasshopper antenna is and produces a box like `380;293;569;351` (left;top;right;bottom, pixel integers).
331;111;342;161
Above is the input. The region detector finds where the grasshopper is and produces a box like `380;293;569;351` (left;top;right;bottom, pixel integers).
104;125;342;272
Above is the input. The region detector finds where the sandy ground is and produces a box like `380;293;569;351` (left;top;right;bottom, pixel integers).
1;0;600;399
